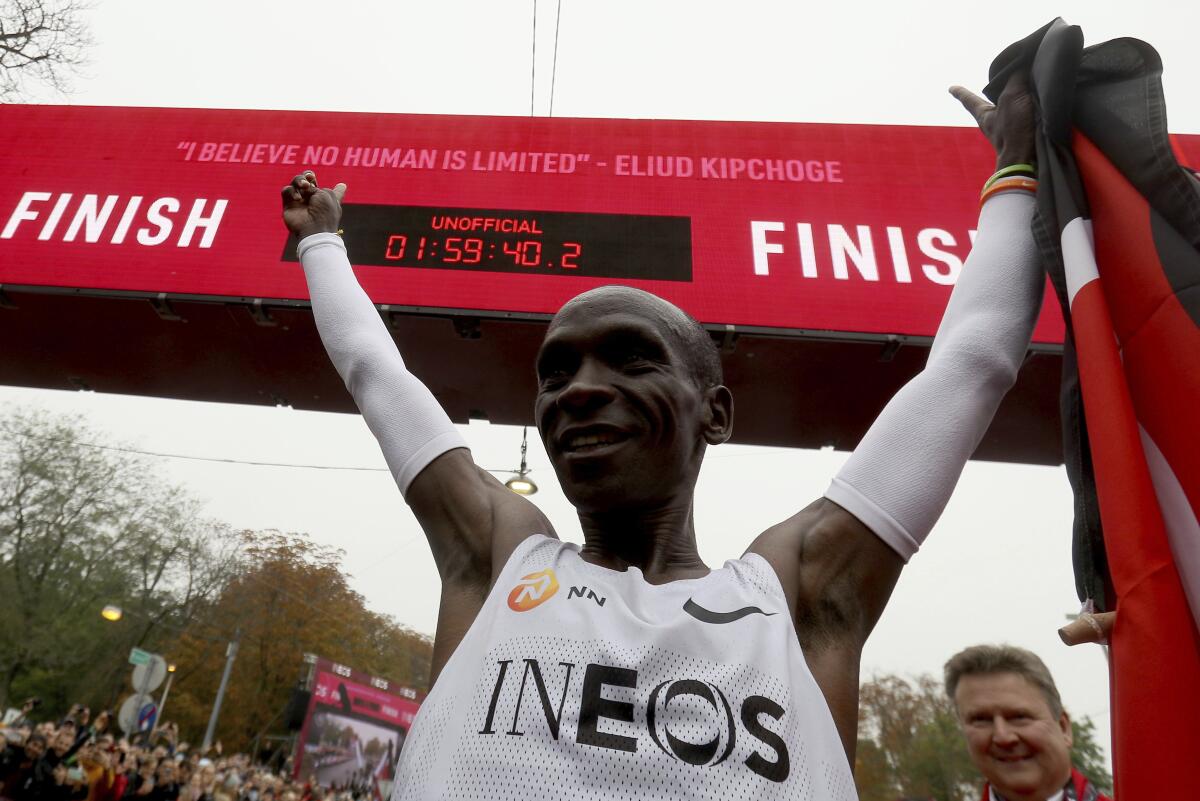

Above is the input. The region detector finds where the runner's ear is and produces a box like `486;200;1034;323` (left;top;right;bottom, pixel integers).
701;385;733;445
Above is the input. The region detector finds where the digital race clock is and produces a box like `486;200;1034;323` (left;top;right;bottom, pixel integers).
284;204;692;282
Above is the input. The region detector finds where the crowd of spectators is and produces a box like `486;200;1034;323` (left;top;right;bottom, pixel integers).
0;700;364;801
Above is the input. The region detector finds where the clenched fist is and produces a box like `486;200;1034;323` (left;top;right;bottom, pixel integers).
281;170;347;239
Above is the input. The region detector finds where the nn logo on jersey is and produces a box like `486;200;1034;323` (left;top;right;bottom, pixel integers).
507;569;559;612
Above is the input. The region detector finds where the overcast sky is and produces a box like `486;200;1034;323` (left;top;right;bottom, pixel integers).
7;0;1200;767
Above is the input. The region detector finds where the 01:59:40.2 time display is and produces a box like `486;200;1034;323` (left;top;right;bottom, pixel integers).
383;234;583;269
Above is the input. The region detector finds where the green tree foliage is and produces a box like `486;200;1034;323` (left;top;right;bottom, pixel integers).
1071;717;1113;793
0;0;92;99
856;672;1112;800
0;409;433;755
856;674;977;801
0;408;238;711
160;530;433;753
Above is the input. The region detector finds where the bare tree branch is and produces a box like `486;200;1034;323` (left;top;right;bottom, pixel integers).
0;0;93;99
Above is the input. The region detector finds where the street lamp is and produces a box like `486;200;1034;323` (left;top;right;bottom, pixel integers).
201;636;240;752
101;604;168;730
100;603;240;749
505;475;537;495
158;663;177;721
504;427;538;496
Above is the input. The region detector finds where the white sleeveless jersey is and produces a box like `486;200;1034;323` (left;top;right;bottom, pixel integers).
393;535;858;800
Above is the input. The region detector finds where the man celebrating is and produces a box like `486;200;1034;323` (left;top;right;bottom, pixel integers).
282;78;1042;799
945;645;1111;801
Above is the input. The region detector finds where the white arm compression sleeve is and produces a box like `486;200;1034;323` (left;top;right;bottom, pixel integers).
298;232;468;496
824;192;1043;561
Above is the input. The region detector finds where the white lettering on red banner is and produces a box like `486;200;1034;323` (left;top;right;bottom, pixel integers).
4;105;1195;341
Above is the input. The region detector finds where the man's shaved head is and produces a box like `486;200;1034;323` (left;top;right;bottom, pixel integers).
548;286;723;389
536;284;733;513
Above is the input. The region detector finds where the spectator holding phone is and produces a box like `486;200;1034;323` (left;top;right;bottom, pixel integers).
80;743;125;801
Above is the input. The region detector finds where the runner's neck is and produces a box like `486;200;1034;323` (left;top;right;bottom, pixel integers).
577;501;709;583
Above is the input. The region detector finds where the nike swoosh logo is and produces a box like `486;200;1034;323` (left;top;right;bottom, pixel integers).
683;598;776;624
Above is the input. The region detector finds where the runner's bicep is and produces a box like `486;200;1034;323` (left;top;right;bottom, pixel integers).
799;500;904;641
752;499;903;647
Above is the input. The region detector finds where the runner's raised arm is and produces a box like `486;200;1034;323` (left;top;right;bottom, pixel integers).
748;74;1044;753
282;173;555;677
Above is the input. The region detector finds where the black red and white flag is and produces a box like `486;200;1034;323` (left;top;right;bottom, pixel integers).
988;19;1200;794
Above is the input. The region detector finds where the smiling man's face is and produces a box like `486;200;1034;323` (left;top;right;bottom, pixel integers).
535;286;728;514
954;672;1073;800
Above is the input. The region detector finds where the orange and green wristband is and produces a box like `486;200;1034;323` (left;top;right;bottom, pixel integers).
981;163;1037;206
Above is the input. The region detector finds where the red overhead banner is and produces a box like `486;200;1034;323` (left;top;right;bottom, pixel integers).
1;105;1196;342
